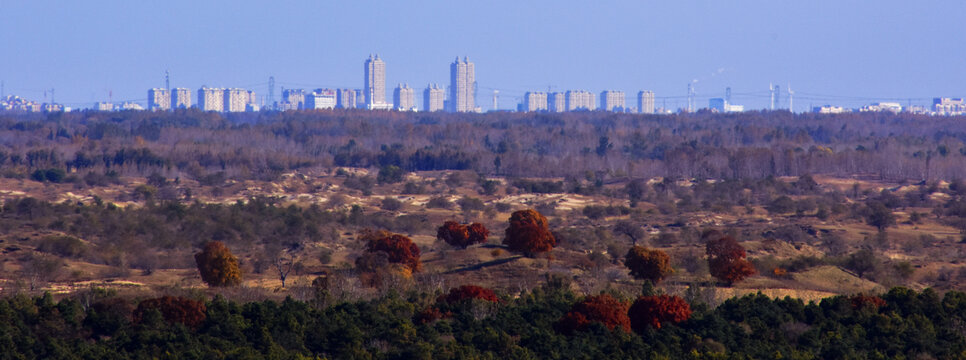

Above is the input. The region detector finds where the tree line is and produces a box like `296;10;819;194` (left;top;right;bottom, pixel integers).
1;284;965;358
3;109;966;183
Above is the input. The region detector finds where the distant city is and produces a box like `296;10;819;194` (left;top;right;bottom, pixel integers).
1;55;965;116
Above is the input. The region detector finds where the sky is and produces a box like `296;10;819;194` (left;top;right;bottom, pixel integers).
1;0;964;112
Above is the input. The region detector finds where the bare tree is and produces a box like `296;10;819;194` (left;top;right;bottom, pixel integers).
273;253;298;288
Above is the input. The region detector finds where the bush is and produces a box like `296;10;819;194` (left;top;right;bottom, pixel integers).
503;209;557;257
458;196;486;211
133;296;206;328
628;295;692;331
437;221;489;249
380;197;403;211
624;246;674;283
359;230;422;272
440;285;500;303
377;165;405;184
36;235;87;258
556;294;631;334
194;241;242;287
426;196;452;209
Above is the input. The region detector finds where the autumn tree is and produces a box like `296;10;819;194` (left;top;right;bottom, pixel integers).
194;241;242;287
705;231;756;286
440;285;500;303
628;295;692;332
556;294;631;334
503;209;557;257
436;221;489;249
359;229;422;272
624;246;674;283
133;296;207;328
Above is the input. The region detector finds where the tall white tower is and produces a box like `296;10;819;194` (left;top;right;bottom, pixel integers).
364;54;386;108
449;56;476;112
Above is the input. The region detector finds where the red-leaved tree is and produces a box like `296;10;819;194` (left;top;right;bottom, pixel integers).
133;296;207;328
440;285;500;303
503;209;557;257
704;231;756;286
556;294;631;334
849;294;887;311
628;295;692;332
194;241;242;287
624;245;674;283
359;230;422;272
437;221;490;249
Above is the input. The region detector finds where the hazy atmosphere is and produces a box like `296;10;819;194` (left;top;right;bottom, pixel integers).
2;1;964;110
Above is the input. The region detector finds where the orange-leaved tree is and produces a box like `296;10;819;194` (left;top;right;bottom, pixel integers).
359;229;422;272
440;285;500;303
628;294;692;332
555;294;631;334
437;221;490;249
503;209;557;257
194;241;242;287
133;296;207;328
624;245;674;283
704;231;756;286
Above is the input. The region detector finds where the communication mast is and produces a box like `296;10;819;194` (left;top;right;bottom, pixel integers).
492;89;498;110
787;83;794;113
165;70;170;90
726;87;732;104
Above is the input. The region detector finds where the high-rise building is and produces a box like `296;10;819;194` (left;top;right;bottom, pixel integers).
224;88;253;112
637;91;655;114
600;90;625;112
548;92;566;112
198;87;225;112
280;89;305;110
171;88;191;109
565;90;595;111
449;56;476;112
393;84;416;111
353;89;365;109
934;98;966;115
523;92;548;112
424;84;444;112
148;88;171;110
305;89;337;110
364;54;387;109
337;89;356;109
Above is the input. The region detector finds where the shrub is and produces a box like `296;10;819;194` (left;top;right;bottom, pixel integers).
437;221;489;249
359;230;421;272
194;241;242;287
503;209;557;257
36;235;87;258
133;296;207;328
380;197;403;211
426;196;452;209
556;294;631;334
440;285;500;303
624;246;674;283
628;295;692;331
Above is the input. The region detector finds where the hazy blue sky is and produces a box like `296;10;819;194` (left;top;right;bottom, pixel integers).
1;0;964;111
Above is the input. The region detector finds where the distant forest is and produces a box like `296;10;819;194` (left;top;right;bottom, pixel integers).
2;109;966;182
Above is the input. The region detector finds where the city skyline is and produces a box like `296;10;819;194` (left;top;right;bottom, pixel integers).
1;1;964;111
